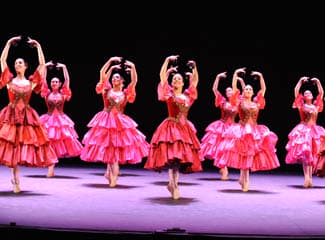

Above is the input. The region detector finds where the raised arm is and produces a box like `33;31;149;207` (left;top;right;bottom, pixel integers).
232;67;246;92
238;76;246;91
294;76;308;98
43;61;54;87
213;72;227;96
188;60;198;88
125;60;137;90
251;71;266;96
160;55;178;84
100;56;121;84
56;63;70;90
96;64;121;94
1;36;21;71
28;37;45;75
311;77;324;99
40;61;54;98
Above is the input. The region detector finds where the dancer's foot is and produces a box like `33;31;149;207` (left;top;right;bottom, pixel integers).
11;179;21;193
241;181;249;192
220;168;228;181
104;172;114;187
238;179;249;192
46;172;54;178
109;176;117;188
47;165;55;178
172;187;180;200
303;179;313;188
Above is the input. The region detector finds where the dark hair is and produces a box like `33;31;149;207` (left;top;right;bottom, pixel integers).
15;58;28;68
168;70;184;82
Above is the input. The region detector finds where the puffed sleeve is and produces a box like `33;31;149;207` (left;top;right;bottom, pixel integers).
253;90;266;109
314;94;323;112
214;92;226;107
158;81;172;101
40;81;50;98
229;89;240;106
184;84;198;102
0;67;13;88
124;85;136;103
96;79;111;94
29;69;43;93
292;93;304;109
60;86;72;101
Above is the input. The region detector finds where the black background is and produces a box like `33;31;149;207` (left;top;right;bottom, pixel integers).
1;2;325;172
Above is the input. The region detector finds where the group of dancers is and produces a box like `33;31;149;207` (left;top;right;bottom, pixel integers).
1;36;325;199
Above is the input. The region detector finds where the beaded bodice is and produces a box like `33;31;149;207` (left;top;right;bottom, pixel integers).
300;103;318;124
47;92;64;114
238;100;259;124
220;102;238;123
105;89;127;113
8;81;32;109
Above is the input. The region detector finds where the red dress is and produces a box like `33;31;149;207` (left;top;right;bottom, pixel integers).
315;149;325;177
200;92;239;167
0;67;58;167
80;81;149;164
144;81;202;173
216;90;280;171
39;84;83;158
285;94;325;168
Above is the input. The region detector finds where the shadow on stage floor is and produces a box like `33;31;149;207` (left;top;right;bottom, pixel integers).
1;162;325;240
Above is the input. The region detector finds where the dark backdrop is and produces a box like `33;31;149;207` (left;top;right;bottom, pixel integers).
1;2;324;172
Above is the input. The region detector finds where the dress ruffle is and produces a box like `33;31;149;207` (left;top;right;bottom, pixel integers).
80;110;149;164
144;118;202;173
200;120;235;160
39;112;83;158
314;147;325;177
0;105;58;167
285;123;325;165
215;123;279;171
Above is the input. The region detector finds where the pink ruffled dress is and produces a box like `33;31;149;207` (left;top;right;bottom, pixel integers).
285;94;325;167
144;81;202;173
216;90;280;171
0;67;58;167
200;92;239;166
39;84;83;158
80;81;149;164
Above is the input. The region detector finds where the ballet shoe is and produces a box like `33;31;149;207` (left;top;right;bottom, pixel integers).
221;174;229;181
104;173;115;187
109;182;116;188
242;182;249;192
47;167;54;178
46;172;54;178
109;181;116;188
242;186;249;192
303;181;309;188
303;180;313;188
109;176;117;188
219;168;229;181
11;179;21;193
172;187;180;200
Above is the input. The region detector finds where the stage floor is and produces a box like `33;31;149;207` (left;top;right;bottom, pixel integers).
1;163;325;239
